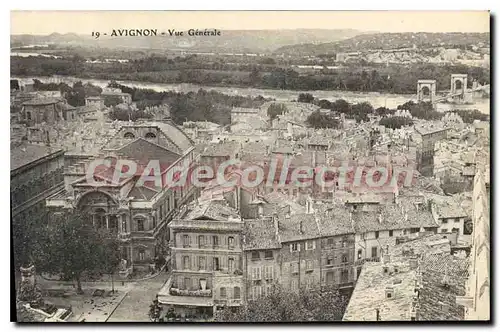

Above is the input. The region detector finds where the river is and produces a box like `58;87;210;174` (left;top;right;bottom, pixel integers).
11;75;490;113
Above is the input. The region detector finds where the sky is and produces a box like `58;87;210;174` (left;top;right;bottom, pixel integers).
11;11;490;35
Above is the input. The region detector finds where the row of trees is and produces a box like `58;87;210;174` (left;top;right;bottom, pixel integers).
215;285;350;322
12;55;490;95
107;82;269;125
32;79;102;107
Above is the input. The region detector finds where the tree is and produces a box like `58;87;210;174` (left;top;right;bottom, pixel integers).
215;285;349;322
38;211;121;294
306;110;341;129
149;295;163;322
379;116;414;129
104;94;123;107
267;103;288;120
298;93;314;104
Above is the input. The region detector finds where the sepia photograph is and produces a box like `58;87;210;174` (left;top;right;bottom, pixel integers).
9;10;490;323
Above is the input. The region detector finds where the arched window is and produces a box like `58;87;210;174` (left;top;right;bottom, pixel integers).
26;112;32;120
220;287;227;298
145;132;157;139
455;80;463;90
421;86;430;96
95;208;107;229
124;132;135;139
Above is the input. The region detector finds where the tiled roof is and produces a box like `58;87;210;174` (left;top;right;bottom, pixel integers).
418;253;469;320
184;200;240;221
22;97;62;106
243;218;281;250
11;143;63;171
278;213;321;242
314;205;355;237
201;141;240;157
343;261;417;321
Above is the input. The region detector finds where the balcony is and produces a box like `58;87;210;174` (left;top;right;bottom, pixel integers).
169;288;212;297
355;257;380;265
214;299;242;306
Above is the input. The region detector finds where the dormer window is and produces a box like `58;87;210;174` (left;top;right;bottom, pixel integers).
145;132;157;139
124;132;135;139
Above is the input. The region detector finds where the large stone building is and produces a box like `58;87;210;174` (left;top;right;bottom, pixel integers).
157;200;244;317
21;97;67;125
11;143;65;265
414;124;449;176
46;119;196;274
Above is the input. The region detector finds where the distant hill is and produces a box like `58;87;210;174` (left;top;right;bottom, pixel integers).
274;32;491;55
11;29;368;53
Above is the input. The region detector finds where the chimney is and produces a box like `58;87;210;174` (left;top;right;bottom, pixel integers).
273;214;279;240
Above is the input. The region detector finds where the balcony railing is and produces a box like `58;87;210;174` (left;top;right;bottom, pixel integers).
355;257;380;265
169;288;212;297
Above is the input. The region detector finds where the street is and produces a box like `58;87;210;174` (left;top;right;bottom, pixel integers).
106;271;170;322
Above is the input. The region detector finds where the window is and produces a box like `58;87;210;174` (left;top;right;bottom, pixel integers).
251;252;260;260
442;219;448;224
136;218;145;232
124;132;135;139
228;258;235;272
290;243;299;252
291;262;299;274
342;254;348;263
264;250;273;259
183;256;190;270
326;271;334;284
306;260;314;271
213;257;220;271
441;229;448;233
264;266;274;280
212;235;219;248
234;287;241;299
291;279;299;292
121;215;127;232
220;287;226;298
389;230;393;237
452;228;460;233
252;267;262;280
198;235;205;247
198;257;206;270
138;248;145;261
184;277;191;290
252;286;262;300
371;246;378;258
306;240;315;250
410;228;420;233
145;132;157;139
183;234;190;247
327;257;334;266
341;269;349;283
327;238;334;246
375;231;379;239
228;236;235;249
357;249;362;260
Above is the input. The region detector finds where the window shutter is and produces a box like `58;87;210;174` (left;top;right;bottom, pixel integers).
313;241;316;250
257;267;262;280
270;266;274;280
298;243;301;251
290;244;292;253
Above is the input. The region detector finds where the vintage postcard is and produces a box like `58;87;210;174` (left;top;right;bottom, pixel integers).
10;10;490;322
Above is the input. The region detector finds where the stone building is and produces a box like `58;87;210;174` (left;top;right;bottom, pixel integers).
85;96;105;110
414;124;449;176
21;97;66;125
11;143;65;265
46;120;196;273
158;200;243;317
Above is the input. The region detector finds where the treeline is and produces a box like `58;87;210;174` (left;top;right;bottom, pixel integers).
108;82;269;125
32;79;102;107
11;55;490;95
